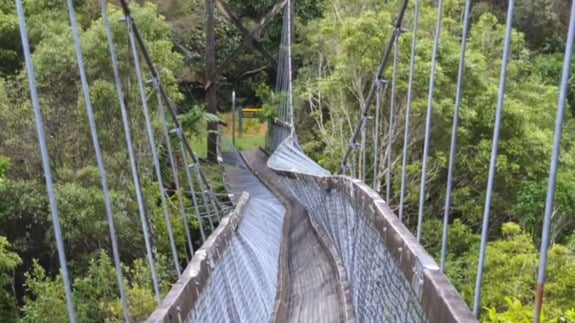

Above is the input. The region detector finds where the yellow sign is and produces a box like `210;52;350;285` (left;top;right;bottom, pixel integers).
241;108;263;118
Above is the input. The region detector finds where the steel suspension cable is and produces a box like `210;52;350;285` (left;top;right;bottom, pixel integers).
178;138;208;240
373;80;389;190
67;0;130;318
534;2;575;322
194;162;216;231
440;0;473;273
274;3;291;129
360;114;368;182
127;18;181;275
99;2;161;302
338;0;410;175
386;33;400;204
373;79;384;190
15;0;77;320
287;0;295;136
181;140;215;231
473;0;515;316
416;0;444;242
154;78;195;259
117;0;222;220
399;0;421;222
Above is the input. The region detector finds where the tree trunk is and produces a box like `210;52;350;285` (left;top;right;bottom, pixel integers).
206;0;218;162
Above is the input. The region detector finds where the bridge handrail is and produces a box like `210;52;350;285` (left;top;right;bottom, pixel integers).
145;192;251;323
267;138;476;323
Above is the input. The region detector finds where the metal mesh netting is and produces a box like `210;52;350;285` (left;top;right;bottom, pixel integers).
186;138;285;322
265;0;294;153
187;198;284;322
220;138;281;203
267;137;330;176
266;122;292;153
268;139;428;322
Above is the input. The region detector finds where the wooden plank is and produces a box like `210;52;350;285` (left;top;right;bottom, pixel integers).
242;150;353;323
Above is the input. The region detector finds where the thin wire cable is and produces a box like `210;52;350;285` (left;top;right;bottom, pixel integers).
101;5;161;301
15;1;77;320
280;5;289;123
127;18;181;275
416;0;444;242
117;0;222;218
179;139;208;241
155;79;195;259
287;0;295;136
473;0;514;316
338;0;410;174
68;0;130;318
399;0;421;222
373;80;389;191
534;3;575;321
351;146;357;179
440;0;472;273
373;79;383;190
386;33;400;203
360;115;368;182
195;162;217;230
182;143;215;231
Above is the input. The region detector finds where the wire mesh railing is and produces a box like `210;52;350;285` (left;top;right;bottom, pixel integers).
14;0;575;321
339;0;575;321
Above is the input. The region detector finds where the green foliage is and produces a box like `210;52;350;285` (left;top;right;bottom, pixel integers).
0;2;184;180
21;252;170;322
21;261;69;323
452;223;575;319
485;297;534;323
255;83;282;120
235;134;266;150
0;180;52;282
474;0;570;53
296;0;570;237
486;297;575;323
422;218;480;258
0;2;203;317
180;104;222;136
514;177;575;245
0;0;20;75
0;155;8;182
0;236;21;321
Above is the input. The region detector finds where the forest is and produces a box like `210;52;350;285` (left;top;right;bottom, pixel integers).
0;0;574;321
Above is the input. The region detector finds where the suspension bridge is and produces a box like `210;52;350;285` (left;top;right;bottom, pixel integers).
11;0;575;322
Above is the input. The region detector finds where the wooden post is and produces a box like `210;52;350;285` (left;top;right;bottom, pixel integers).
239;107;243;138
206;0;218;162
232;91;236;146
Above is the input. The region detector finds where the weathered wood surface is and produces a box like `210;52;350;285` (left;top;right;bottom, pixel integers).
242;150;352;323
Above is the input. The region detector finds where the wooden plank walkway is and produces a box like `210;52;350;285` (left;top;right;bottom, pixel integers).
242;150;353;323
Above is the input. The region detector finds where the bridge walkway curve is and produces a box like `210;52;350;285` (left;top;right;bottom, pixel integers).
242;150;354;323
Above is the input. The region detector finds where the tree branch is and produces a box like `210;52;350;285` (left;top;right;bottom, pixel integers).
206;0;286;89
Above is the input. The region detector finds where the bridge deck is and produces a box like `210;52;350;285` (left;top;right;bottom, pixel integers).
243;150;352;323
